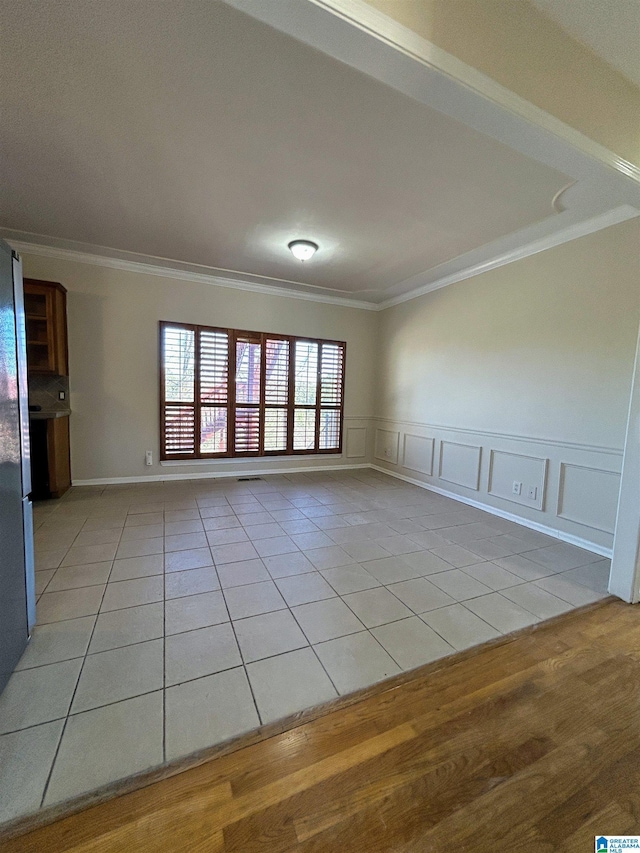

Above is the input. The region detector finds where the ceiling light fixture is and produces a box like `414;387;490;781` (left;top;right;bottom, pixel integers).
288;240;318;261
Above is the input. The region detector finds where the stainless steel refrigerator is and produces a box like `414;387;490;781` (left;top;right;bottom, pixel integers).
0;238;35;695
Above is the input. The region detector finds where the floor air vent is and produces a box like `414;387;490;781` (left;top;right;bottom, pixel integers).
237;476;263;482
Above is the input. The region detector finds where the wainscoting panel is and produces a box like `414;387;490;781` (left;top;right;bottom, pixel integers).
346;427;367;459
558;463;620;534
402;433;434;476
488;450;547;511
374;428;400;465
371;417;623;553
438;441;482;491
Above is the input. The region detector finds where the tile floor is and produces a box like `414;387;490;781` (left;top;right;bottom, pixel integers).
0;469;610;826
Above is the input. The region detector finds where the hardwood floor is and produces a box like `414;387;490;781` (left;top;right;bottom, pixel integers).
4;598;640;852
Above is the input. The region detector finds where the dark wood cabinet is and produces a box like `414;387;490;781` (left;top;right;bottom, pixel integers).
30;416;71;499
24;279;71;498
24;279;68;375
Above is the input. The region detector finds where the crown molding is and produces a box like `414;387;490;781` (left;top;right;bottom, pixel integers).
378;205;640;309
6;238;379;312
307;0;640;185
9;203;639;313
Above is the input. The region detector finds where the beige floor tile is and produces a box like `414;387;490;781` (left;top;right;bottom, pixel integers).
90;603;164;653
341;540;391;562
462;562;524;591
165;668;259;761
290;531;334;550
387;577;456;614
61;542;118;567
234;609;308;663
0;720;65;823
342;587;412;628
422;603;501;651
247;648;337;724
165;566;221;598
428;569;494;601
35;570;55;595
305;546;353;571
313;632;400;695
164;547;213;572
47;562;112;592
465;593;541;633
73;528;122;547
115;538;164;560
166;623;241;686
110;554;164;582
501;583;574;619
101;576;163;611
254;536;299;558
292;598;364;645
360;556;422;585
165;532;209;553
211;541;260;565
263;551;316;579
275;573;336;607
206;527;248;545
45;692;163;806
320;564;381;595
223;581;286;620
534;575;606;606
71;639;163;713
16;616;95;670
0;659;83;733
372;617;454;670
37;586;105;624
120;523;165;542
492;554;552;581
165;591;229;635
35;549;68;571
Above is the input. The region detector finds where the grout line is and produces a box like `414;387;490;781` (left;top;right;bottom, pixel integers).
38;520;125;807
218;584;263;726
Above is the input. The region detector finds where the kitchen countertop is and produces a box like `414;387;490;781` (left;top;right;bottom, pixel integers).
29;410;71;420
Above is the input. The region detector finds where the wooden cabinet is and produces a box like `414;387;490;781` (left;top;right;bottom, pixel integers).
30;417;71;499
24;280;68;375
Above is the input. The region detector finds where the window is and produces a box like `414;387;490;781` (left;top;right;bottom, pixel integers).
160;322;345;460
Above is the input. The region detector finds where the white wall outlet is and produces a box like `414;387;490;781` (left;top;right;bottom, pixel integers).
58;390;66;401
527;485;538;500
512;481;522;496
384;447;392;458
145;450;153;466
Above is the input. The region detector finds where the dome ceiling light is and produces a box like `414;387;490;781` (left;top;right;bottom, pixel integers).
288;240;318;261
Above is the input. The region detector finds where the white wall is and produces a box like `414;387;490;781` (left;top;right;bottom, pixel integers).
21;255;377;482
373;218;640;551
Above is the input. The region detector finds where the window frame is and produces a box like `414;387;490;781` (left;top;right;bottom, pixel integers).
159;321;346;461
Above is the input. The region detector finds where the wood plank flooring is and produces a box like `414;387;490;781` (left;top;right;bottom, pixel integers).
3;598;640;852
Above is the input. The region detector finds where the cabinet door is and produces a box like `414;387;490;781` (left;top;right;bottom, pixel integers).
25;285;57;373
24;281;68;375
47;416;71;498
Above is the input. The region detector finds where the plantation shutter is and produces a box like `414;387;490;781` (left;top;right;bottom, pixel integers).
160;323;345;460
162;325;196;457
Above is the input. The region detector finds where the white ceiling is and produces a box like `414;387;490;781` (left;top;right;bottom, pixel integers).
531;0;640;87
0;0;571;304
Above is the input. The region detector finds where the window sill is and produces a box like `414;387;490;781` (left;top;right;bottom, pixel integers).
160;454;343;467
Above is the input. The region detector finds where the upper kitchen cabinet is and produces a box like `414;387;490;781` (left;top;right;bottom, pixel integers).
23;280;68;375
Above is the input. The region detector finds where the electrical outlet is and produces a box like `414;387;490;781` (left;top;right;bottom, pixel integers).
527;485;537;501
385;448;392;458
145;450;153;466
512;481;522;496
58;390;66;401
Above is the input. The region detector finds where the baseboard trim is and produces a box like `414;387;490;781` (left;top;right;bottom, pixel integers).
369;464;613;559
72;462;371;486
